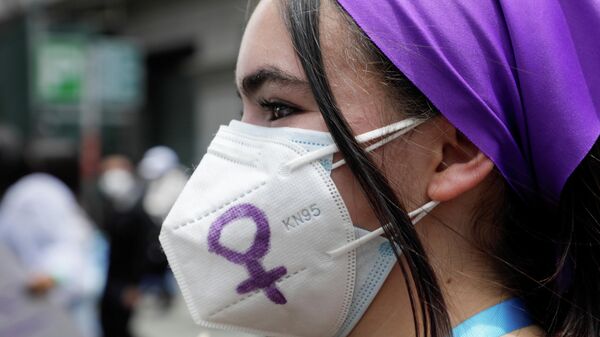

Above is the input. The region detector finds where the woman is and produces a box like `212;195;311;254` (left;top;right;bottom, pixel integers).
159;0;600;336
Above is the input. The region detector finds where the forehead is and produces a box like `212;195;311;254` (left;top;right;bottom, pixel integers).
236;0;304;85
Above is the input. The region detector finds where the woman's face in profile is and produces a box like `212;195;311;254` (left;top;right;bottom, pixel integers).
235;0;436;229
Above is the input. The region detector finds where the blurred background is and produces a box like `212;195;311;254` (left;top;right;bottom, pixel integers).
0;0;255;336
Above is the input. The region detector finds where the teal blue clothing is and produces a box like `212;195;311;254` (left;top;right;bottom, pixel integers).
452;299;533;337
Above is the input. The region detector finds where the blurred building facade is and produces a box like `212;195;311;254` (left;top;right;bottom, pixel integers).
0;0;247;167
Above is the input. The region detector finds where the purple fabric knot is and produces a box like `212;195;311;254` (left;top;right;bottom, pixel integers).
338;0;600;204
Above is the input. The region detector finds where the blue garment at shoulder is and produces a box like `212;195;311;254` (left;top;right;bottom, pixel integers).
452;298;533;337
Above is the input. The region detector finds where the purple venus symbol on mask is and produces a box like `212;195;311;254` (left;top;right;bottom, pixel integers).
207;203;287;304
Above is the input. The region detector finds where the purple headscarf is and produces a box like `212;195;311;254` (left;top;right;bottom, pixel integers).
337;0;600;204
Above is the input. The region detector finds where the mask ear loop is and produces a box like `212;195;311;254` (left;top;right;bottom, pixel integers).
282;118;426;173
331;118;426;169
327;200;440;258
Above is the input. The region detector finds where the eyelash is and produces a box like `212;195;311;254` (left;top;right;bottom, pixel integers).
259;99;300;121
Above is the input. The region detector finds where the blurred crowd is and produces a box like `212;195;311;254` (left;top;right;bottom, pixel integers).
0;125;188;337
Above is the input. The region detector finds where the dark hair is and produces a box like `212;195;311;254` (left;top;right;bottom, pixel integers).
498;142;600;337
281;0;600;336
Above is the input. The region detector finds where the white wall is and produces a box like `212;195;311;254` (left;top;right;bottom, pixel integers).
123;0;247;162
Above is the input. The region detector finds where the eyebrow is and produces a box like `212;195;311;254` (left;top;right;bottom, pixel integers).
238;66;309;97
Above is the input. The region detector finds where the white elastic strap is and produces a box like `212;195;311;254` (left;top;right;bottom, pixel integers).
283;118;425;172
354;118;424;144
331;119;425;170
327;200;439;258
285;143;339;172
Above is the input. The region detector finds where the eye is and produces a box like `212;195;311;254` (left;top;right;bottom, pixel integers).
259;99;300;121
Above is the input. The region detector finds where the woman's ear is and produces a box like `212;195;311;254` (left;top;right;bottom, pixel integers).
427;124;495;202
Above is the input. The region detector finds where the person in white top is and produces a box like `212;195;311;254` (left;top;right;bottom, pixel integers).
0;139;106;337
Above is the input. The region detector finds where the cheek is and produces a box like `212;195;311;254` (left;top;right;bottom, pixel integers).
330;156;380;230
378;140;431;209
329;139;431;230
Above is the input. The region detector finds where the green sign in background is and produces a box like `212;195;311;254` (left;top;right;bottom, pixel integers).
35;37;86;105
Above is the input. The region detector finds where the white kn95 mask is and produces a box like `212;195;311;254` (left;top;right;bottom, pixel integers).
159;118;438;337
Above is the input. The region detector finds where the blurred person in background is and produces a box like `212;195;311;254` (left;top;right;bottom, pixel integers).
137;146;188;303
138;146;189;226
0;138;106;337
98;148;187;337
98;155;145;337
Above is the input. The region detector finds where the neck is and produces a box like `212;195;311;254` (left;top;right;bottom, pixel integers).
349;201;513;336
348;265;511;337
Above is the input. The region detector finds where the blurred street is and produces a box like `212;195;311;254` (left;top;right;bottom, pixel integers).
0;1;252;337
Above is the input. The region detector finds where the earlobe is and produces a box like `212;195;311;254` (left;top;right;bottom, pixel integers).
427;150;495;202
